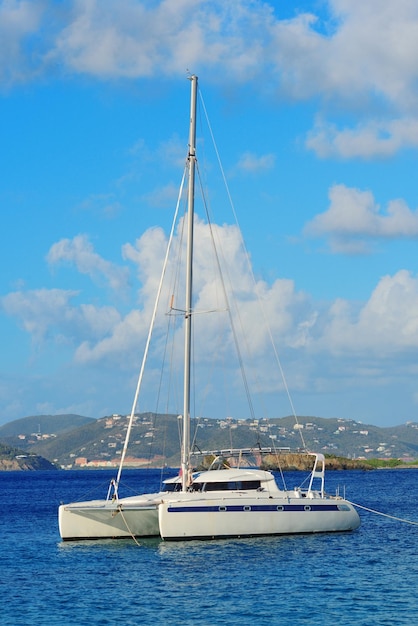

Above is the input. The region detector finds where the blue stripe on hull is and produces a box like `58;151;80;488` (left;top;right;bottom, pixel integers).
167;504;340;513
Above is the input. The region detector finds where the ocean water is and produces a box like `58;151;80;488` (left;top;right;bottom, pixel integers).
1;468;417;626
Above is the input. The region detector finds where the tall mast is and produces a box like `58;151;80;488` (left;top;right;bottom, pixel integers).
181;74;198;491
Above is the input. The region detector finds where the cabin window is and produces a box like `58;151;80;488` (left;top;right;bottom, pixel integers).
204;482;229;491
203;480;261;492
240;481;261;490
164;483;182;492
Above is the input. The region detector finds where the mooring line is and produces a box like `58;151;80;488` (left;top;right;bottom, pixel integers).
348;500;418;526
118;506;142;546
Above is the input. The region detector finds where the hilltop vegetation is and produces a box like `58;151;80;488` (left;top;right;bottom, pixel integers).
0;414;94;438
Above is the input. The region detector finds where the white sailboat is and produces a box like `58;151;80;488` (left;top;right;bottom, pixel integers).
59;75;360;542
157;75;360;539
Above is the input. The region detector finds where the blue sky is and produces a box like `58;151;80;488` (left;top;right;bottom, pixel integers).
1;0;418;428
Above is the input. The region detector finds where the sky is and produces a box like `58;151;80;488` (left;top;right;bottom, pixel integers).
1;0;418;428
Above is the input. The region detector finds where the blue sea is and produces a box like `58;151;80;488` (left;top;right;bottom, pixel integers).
1;468;417;625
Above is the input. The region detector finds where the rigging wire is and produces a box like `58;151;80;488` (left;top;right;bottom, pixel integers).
114;167;187;492
198;89;306;450
195;160;257;422
153;191;189;485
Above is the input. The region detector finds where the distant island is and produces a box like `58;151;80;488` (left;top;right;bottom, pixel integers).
1;440;415;472
0;443;58;471
1;412;418;470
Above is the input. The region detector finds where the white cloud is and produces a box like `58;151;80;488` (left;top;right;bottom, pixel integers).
4;217;418;424
7;218;418;371
74;308;146;363
319;270;418;355
51;0;418;157
49;0;273;80
1;288;77;342
74;225;181;364
0;0;42;86
2;1;418;155
272;1;418;107
141;183;183;209
306;118;418;159
235;152;275;174
123;225;170;296
47;234;130;292
2;219;315;368
1;1;415;107
0;288;121;344
305;184;418;252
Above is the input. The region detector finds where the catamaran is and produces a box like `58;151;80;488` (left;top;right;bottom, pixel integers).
59;75;360;541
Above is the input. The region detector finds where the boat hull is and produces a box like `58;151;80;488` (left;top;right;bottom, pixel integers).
158;494;360;540
59;496;160;541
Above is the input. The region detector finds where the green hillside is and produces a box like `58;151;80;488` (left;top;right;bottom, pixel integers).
0;414;95;437
1;412;418;469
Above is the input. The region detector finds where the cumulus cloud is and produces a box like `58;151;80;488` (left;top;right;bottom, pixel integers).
305;184;418;253
47;234;130;292
306;118;418;159
0;0;273;85
320;270;418;355
123;226;170;295
272;2;418;104
0;2;415;101
4;216;418;423
0;288;121;344
74;308;146;363
49;0;273;80
0;218;315;367
7;218;418;370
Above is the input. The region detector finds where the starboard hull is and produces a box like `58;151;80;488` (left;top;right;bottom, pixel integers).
158;495;360;540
